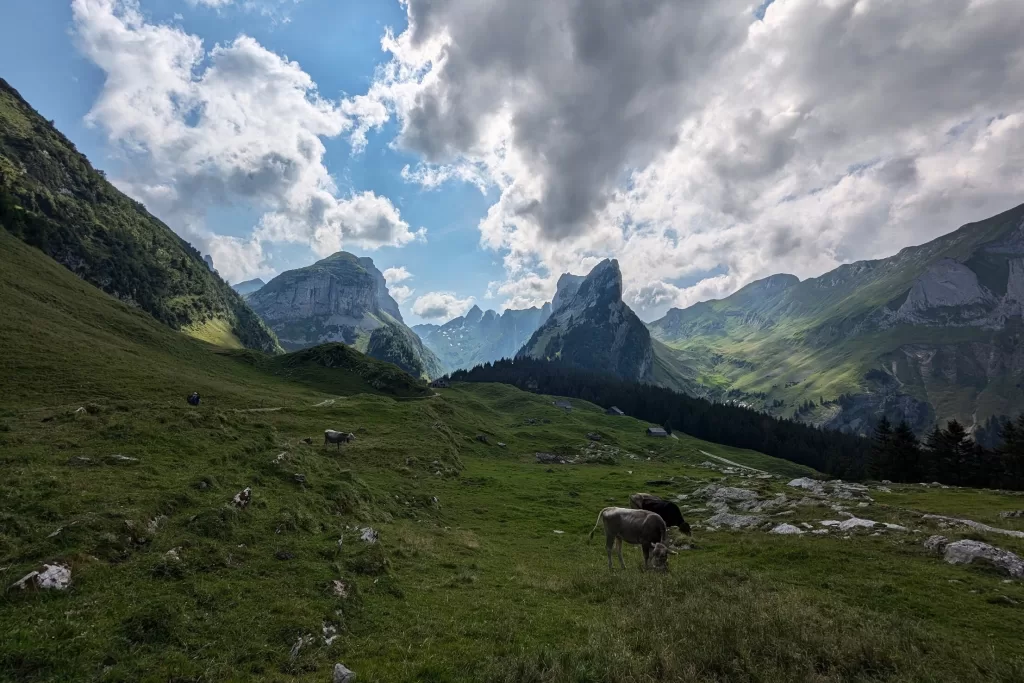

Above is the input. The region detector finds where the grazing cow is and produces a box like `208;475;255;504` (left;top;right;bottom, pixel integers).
589;507;669;570
629;493;692;536
324;430;356;450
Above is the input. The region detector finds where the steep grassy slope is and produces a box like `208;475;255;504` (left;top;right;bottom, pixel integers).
2;229;1024;682
0;79;280;354
650;204;1024;432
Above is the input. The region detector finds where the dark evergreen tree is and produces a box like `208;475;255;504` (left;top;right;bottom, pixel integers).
890;420;922;483
869;417;893;479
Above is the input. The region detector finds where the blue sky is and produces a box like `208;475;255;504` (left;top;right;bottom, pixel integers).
2;1;1022;327
0;0;504;325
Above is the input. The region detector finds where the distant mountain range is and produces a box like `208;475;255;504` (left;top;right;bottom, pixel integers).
413;303;551;371
648;203;1024;434
232;278;266;297
246;252;444;380
414;204;1024;436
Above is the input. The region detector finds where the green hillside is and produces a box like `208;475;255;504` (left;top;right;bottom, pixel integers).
650;204;1024;433
0;78;281;354
2;229;1024;682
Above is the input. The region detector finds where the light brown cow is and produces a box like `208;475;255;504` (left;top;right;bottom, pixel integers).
589;507;669;570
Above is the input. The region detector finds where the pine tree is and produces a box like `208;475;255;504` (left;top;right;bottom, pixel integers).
890;420;922;483
869;417;893;479
1000;414;1024;490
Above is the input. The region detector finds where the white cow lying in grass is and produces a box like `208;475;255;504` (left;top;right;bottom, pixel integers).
589;507;669;570
324;429;356;450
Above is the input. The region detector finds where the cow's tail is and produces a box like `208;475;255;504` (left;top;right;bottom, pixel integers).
588;508;606;541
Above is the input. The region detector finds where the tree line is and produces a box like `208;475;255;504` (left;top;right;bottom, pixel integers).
870;416;1024;490
450;358;873;479
451;357;1024;491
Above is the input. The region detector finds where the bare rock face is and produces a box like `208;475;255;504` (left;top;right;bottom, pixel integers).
897;259;992;319
248;251;443;378
517;259;654;382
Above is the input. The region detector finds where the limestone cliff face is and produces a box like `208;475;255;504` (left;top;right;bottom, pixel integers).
518;259;653;381
248;252;444;379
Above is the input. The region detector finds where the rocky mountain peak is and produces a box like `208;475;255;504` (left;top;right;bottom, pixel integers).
465;305;484;324
552;273;586;312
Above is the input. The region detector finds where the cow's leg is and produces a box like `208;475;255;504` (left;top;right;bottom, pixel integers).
641;542;651;571
616;538;626;569
605;533;614;570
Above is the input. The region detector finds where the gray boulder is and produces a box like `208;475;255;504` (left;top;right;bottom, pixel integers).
941;540;1024;579
334;663;356;682
706;512;767;530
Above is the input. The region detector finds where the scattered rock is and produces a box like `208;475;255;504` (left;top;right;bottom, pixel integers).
769;523;804;535
586;433;602;441
883;523;908;531
695;484;759;504
788;477;825;494
274;452;288;463
334;662;356;683
475;434;489;444
68;456;94;466
165;548;182;562
359;527;378;544
553;530;564;534
705;512;767;530
275;550;295;561
74;407;87;415
11;564;71;591
147;515;167;535
303;437;313;445
941;540;1024;579
834;517;877;531
811;529;829;535
233;487;252;508
497;442;507;448
739;493;788;513
314;399;336;407
1000;510;1024;519
924;535;949;552
645;479;676;486
290;634;314;659
294;474;307;485
322;622;339;645
535;452;565;464
331;579;349;598
922;514;1024;539
47;526;64;539
106;454;138;464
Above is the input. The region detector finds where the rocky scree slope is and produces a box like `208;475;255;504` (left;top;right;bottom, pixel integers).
414;303;551;371
247;251;445;379
0;79;280;354
649;203;1024;435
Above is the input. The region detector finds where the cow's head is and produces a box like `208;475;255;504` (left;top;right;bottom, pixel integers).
679;520;692;537
649;542;669;571
347;433;356;441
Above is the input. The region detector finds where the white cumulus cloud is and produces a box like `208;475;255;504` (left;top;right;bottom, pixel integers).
382;266;415;303
71;0;418;282
351;0;1024;318
412;292;476;320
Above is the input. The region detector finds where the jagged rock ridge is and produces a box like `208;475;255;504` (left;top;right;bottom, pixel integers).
414;303;552;371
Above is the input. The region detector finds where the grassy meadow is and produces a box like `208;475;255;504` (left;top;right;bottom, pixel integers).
3;231;1024;682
